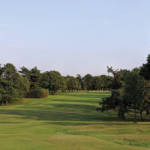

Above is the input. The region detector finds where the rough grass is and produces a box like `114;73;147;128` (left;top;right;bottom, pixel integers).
0;91;150;150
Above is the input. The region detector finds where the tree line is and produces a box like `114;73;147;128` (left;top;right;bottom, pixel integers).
0;63;114;104
99;54;150;121
1;54;150;121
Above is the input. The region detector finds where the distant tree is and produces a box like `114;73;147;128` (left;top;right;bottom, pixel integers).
83;74;93;90
20;66;41;89
40;71;65;94
27;88;49;98
66;76;81;91
132;67;141;74
76;74;83;90
40;72;50;89
30;67;41;89
92;76;102;90
16;75;30;97
2;63;18;81
140;54;150;80
19;66;30;79
107;67;122;89
100;75;113;90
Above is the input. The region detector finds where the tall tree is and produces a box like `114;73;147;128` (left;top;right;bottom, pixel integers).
107;66;122;89
0;63;29;104
40;71;65;94
123;71;145;121
66;76;81;91
20;66;41;89
100;70;146;121
76;74;83;90
83;74;93;90
140;54;150;80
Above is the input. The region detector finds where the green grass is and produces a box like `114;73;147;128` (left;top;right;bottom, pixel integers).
0;91;150;150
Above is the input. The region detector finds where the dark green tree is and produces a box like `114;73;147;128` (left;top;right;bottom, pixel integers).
66;76;81;91
76;74;83;90
40;71;65;94
100;70;146;121
140;54;150;80
107;67;122;89
0;63;29;104
20;66;41;89
83;74;93;90
123;71;145;121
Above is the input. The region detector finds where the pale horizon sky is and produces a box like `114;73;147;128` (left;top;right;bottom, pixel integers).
0;0;150;76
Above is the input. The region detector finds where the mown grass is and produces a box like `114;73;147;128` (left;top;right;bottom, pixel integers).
0;91;150;150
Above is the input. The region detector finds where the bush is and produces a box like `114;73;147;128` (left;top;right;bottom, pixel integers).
27;88;49;98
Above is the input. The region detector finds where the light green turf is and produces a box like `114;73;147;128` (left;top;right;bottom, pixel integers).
0;91;150;150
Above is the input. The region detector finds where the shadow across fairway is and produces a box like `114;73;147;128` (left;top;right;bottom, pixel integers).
0;91;127;126
0;103;149;126
0;102;119;126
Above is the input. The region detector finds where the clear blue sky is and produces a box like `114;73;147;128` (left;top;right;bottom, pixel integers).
0;0;150;76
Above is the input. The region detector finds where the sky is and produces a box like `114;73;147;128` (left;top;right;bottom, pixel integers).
0;0;150;76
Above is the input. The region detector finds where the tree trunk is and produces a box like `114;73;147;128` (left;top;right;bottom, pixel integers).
118;111;125;120
134;108;137;122
140;111;143;121
146;109;150;115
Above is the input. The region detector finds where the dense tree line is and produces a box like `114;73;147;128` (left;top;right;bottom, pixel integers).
0;63;113;104
100;54;150;121
1;54;150;122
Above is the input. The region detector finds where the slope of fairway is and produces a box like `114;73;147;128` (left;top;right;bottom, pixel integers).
0;91;150;150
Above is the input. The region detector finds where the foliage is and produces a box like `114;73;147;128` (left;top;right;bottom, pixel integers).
140;54;150;80
40;71;65;94
92;75;113;90
20;66;41;89
107;66;122;89
76;74;84;89
1;54;150;112
0;63;30;104
27;88;49;98
65;76;81;91
83;74;93;90
100;69;149;121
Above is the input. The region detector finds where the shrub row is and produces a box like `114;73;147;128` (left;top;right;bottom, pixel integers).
27;88;49;98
